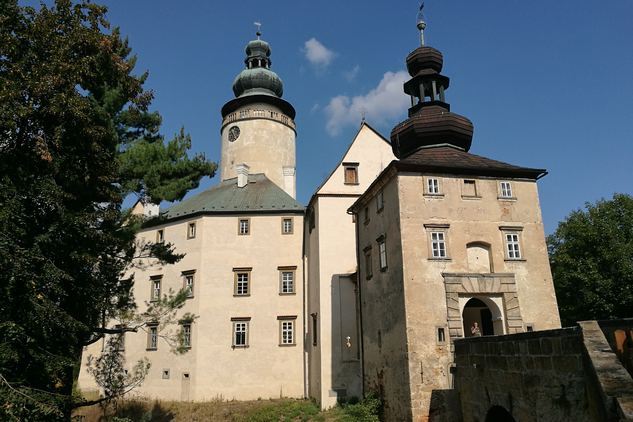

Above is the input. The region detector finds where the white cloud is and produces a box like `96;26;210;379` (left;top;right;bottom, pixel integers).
343;65;360;82
324;70;409;136
310;103;320;113
303;38;336;69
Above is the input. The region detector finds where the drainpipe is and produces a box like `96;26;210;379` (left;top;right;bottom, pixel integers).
302;252;307;398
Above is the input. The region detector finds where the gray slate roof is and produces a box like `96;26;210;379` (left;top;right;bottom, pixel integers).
162;174;304;220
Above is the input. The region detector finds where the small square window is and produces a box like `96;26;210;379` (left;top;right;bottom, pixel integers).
147;324;158;350
233;268;252;296
279;267;296;294
278;317;297;345
162;369;170;379
182;271;195;298
181;324;191;348
238;218;250;235
364;247;373;280
231;319;250;347
282;218;293;234
156;229;164;244
187;222;196;239
150;276;162;302
427;178;439;194
376;190;384;212
499;181;513;198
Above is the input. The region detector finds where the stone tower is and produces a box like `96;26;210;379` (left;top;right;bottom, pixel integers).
220;31;297;198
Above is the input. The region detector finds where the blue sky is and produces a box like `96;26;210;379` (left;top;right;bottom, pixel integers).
20;1;633;235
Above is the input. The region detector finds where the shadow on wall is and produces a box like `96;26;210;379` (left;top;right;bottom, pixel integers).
485;405;516;422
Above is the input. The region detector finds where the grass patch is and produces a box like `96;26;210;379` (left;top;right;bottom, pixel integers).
72;396;361;422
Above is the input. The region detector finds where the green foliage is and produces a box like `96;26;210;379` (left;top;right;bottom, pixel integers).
548;193;633;326
0;0;215;419
339;392;384;422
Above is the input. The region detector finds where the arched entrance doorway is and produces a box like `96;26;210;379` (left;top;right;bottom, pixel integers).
461;297;504;337
485;405;516;422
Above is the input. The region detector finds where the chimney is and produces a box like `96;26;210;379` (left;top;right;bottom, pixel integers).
236;163;250;188
283;166;296;199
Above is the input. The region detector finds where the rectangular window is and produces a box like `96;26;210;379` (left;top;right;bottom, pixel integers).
377;236;387;270
364;207;369;224
462;180;477;197
431;232;447;258
231;318;250;347
147;325;158;350
181;324;191;348
114;325;125;351
344;164;359;184
278;317;297;345
233;268;252;296
427;178;439;194
364;247;373;279
187;222;196;239
311;313;318;346
156;229;164;244
500;181;513;198
376;190;384;212
182;270;195;298
150;276;162;301
506;233;521;259
281;271;294;294
437;327;446;344
238;218;250;235
282;217;293;234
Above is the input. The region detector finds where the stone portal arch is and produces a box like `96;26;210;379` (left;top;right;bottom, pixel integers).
461;297;504;337
443;273;525;340
485;405;516;422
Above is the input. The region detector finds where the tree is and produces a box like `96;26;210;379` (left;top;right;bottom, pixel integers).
547;193;633;327
0;1;215;420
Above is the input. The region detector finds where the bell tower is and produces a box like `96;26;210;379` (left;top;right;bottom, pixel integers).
220;30;297;198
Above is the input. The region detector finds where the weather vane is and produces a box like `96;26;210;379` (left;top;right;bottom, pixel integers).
254;21;262;39
417;3;426;47
359;106;368;121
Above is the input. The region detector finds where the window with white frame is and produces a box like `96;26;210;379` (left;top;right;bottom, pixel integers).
238;218;250;235
278;317;297;345
233;268;252;296
505;233;521;259
500;181;513;198
231;318;250;347
279;267;295;294
187;222;196;239
282;218;293;234
181;324;191;348
377;236;387;270
431;232;447;258
376;190;384;212
182;270;195;298
147;324;158;350
427;178;440;194
150;276;162;301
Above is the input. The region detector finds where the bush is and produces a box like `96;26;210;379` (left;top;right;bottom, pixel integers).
340;392;383;422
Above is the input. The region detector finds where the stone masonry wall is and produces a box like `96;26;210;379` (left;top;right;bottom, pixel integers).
454;327;594;422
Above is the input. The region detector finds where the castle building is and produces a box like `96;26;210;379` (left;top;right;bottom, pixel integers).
79;19;561;421
347;18;560;421
79;32;305;402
